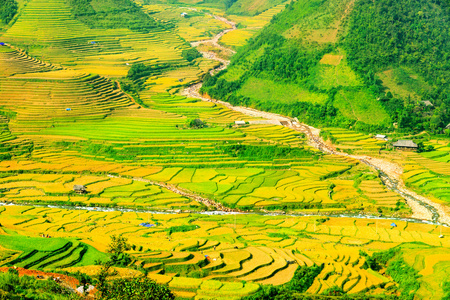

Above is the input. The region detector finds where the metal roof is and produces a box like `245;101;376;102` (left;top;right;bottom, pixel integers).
392;140;418;148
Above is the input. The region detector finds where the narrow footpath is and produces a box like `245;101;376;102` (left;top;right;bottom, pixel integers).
107;174;240;212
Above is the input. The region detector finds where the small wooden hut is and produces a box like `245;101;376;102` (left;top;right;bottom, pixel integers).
73;185;87;194
392;140;418;150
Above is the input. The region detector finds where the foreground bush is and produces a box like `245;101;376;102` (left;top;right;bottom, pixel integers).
99;277;175;300
0;269;76;300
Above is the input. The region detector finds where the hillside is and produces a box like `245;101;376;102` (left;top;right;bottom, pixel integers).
0;0;450;299
202;0;450;133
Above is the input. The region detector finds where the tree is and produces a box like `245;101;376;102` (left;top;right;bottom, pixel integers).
0;0;18;24
107;235;131;261
96;236;174;299
188;119;206;129
96;235;132;295
181;48;202;62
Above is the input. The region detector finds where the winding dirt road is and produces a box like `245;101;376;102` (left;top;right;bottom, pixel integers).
182;15;450;226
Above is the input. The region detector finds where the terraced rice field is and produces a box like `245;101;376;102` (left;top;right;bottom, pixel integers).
0;234;108;270
142;4;230;43
2;0;193;76
0;151;408;213
400;140;450;204
0;205;449;298
321;128;386;154
221;4;288;48
0;44;405;212
0;172;202;210
1;0;449;298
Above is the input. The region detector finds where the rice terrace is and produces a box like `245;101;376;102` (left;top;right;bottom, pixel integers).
0;0;450;299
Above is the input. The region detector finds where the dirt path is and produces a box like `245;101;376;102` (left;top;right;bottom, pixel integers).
190;14;236;67
191;15;236;51
182;15;450;225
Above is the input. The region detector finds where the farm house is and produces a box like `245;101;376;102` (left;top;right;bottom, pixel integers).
374;134;387;141
392;140;418;150
73;185;87;194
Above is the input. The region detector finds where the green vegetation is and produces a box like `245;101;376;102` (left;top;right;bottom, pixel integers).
387;257;421;300
182;48;202;62
204;0;450;134
0;0;449;298
188;118;207;129
0;0;17;25
361;246;422;299
0;268;77;300
444;281;450;300
287;264;324;293
343;0;450;133
68;0;160;33
99;277;175;300
0;235;109;270
219;144;318;160
166;225;199;235
202;0;391;132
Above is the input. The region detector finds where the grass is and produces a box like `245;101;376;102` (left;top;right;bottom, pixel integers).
238;77;328;105
0;235;108;269
312;52;363;89
0;235;68;252
334;89;391;126
377;67;432;101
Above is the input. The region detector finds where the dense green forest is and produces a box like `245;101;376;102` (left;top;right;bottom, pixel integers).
0;0;18;25
203;0;450;134
68;0;160;32
343;0;450;132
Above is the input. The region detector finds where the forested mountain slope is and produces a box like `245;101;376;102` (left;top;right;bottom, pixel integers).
202;0;450;133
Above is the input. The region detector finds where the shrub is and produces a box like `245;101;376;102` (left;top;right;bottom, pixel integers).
99;277;175;300
182;48;202;62
188;119;207;129
0;269;75;299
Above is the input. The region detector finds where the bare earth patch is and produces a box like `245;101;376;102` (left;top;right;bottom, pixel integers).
319;54;343;66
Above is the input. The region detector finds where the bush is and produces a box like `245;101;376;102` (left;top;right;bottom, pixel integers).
166;225;198;235
443;280;450;300
322;286;345;296
287;264;324;293
99;277;175;300
182;48;202;62
0;268;76;300
188;119;207;129
67;0;160;33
